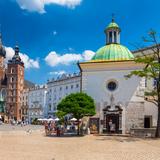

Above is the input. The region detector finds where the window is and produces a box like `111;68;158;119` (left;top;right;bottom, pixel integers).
53;103;56;111
71;85;73;89
66;86;68;90
10;77;14;83
48;105;51;111
60;87;62;91
107;80;118;91
76;84;79;88
109;31;112;43
114;31;117;43
144;116;152;128
11;68;15;73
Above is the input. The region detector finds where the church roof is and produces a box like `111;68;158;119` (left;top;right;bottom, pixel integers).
90;18;134;62
106;21;120;30
91;44;134;62
8;45;24;67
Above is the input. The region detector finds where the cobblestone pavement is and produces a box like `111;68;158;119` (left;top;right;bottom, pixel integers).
0;124;43;131
0;126;160;160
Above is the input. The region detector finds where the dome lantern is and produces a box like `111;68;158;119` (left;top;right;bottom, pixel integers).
91;17;134;62
104;16;121;45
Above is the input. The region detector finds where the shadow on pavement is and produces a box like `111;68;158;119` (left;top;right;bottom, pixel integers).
95;136;140;142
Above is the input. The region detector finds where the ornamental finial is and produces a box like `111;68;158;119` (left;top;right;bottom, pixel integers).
112;13;115;22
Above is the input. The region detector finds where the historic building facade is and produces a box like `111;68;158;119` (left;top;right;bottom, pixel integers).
28;85;47;123
6;45;24;121
21;88;29;121
78;19;158;134
0;33;25;121
46;73;81;118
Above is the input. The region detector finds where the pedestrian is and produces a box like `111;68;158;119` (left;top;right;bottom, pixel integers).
44;121;48;136
56;125;61;137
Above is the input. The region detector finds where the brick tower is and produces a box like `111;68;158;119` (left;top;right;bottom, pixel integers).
0;33;6;81
7;45;24;121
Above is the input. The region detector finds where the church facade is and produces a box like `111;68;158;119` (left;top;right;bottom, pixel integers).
78;19;158;134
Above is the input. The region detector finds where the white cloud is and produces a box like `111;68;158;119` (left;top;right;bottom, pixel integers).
5;47;40;69
82;50;95;61
16;0;82;13
49;70;66;75
45;51;82;67
45;50;95;67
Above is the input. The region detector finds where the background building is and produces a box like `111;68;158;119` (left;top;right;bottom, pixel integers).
47;73;81;118
28;85;47;123
21;80;35;122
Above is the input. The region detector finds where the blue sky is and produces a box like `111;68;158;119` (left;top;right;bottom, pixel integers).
0;0;160;84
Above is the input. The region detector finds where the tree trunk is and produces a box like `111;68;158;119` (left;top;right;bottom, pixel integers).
155;105;160;138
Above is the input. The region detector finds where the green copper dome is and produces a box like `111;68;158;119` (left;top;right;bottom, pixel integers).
91;44;134;62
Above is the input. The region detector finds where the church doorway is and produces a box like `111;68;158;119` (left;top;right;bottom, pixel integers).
103;105;122;134
106;114;119;133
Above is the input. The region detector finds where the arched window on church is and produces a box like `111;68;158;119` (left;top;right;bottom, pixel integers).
10;77;14;83
114;31;117;43
109;31;112;43
11;68;15;73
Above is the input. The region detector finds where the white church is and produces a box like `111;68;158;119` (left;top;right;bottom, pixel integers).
47;18;158;135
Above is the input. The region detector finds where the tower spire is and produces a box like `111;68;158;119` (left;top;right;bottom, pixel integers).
112;13;115;22
15;42;20;55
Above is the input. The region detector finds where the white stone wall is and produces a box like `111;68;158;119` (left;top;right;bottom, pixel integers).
82;70;142;105
125;102;145;133
144;101;158;127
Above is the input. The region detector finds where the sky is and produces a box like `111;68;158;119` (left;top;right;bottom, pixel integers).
0;0;160;84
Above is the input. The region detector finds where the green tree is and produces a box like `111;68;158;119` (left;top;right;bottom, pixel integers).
57;93;96;135
127;30;160;138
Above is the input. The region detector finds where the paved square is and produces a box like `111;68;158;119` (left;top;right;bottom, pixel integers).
0;125;160;160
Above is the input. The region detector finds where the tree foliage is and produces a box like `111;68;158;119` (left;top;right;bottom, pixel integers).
57;93;96;119
57;92;96;135
127;29;160;138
